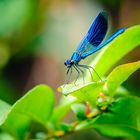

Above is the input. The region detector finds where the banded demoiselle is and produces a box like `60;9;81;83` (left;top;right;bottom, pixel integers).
64;11;125;84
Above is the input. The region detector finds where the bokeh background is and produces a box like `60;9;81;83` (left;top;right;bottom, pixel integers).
0;0;140;139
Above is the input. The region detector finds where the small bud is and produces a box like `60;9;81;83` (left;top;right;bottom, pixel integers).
86;102;90;115
54;130;65;137
100;106;108;111
87;109;100;118
99;92;105;97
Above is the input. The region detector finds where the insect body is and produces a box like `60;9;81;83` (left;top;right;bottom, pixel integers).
64;11;125;83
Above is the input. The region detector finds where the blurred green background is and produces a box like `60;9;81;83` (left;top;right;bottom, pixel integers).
0;0;140;139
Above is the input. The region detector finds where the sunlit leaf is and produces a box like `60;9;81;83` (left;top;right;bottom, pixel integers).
106;61;140;95
59;81;105;105
2;85;54;140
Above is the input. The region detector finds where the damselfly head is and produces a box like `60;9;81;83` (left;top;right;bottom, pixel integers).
64;60;74;68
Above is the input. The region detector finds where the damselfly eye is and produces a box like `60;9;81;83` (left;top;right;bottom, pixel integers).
64;62;67;66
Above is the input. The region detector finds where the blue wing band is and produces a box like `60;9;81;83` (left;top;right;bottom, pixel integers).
75;11;108;57
87;11;108;46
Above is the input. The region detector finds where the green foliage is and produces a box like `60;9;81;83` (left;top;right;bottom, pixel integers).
93;97;140;139
75;97;140;139
71;104;87;120
0;85;54;140
0;44;10;68
0;25;140;139
0;100;11;125
0;0;31;36
50;96;77;124
106;61;140;95
59;81;105;106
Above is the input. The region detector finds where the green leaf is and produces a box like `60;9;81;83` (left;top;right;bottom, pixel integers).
106;61;140;95
0;133;14;140
110;86;129;97
71;104;87;120
86;25;140;81
59;123;74;133
50;96;77;124
2;85;55;140
76;96;140;139
59;81;105;105
0;100;11;125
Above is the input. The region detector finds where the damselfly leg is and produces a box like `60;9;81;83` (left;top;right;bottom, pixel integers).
77;64;102;81
75;64;85;84
73;65;80;85
64;67;72;86
77;64;94;81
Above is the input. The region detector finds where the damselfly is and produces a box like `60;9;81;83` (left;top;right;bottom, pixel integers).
64;11;125;84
